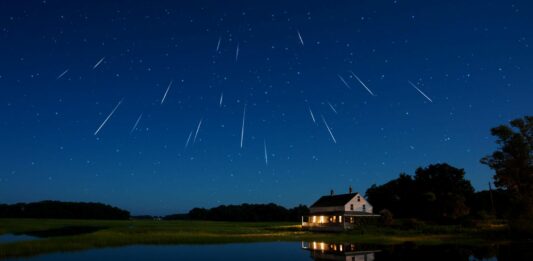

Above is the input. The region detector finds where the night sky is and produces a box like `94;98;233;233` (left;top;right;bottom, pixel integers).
0;1;532;215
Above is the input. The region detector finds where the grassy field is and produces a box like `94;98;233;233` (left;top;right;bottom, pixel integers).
0;218;508;259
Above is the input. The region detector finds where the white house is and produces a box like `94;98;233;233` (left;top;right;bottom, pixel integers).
302;187;379;231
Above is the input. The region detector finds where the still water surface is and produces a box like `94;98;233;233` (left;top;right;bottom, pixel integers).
0;234;37;244
4;240;530;260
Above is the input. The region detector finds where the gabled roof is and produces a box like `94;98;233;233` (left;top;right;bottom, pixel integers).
310;193;359;208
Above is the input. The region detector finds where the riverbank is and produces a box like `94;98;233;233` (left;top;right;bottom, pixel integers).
0;218;509;259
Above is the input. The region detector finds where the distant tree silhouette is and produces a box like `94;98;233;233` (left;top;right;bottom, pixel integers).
366;163;474;221
167;203;309;222
469;189;511;218
414;164;474;220
481;116;533;218
0;201;129;220
366;173;416;218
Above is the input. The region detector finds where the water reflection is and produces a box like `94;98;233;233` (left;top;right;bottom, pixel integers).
2;240;533;260
0;234;38;244
302;241;380;261
299;241;533;260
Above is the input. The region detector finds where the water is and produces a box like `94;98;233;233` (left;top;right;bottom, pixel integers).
0;234;37;244
3;241;531;260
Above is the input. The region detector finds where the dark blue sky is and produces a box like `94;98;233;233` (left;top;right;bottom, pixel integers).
0;0;532;215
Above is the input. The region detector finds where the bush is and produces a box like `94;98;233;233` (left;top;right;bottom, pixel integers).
401;218;426;230
380;209;394;226
509;218;533;238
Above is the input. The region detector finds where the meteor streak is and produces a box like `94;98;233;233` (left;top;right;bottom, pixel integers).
185;131;193;148
321;115;337;144
327;102;338;114
161;80;173;104
297;30;304;46
235;43;240;61
193;119;202;143
337;74;351;89
94;99;123;136
57;69;69;80
93;57;105;69
408;80;433;103
130;113;143;134
308;106;316;123
216;37;221;52
350;71;375;96
240;105;246;148
264;139;268;166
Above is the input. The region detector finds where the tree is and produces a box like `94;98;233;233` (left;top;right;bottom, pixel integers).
379;209;394;226
366;163;474;221
182;203;307;222
414;164;475;220
366;173;416;218
481;116;533;218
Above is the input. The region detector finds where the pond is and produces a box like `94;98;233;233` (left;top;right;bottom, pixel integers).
0;234;38;244
2;241;532;260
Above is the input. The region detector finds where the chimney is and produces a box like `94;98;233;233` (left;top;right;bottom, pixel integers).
330;189;334;196
349;185;353;194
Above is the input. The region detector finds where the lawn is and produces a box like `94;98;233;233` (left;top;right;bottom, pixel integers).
0;218;507;259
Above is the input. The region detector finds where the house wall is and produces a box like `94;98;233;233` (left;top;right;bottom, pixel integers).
344;194;373;213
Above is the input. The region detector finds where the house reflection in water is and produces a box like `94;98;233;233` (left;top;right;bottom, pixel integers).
301;241;379;261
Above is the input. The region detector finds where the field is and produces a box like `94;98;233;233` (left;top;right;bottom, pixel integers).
0;218;507;259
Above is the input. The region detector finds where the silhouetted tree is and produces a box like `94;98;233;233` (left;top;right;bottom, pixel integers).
469;189;511;218
179;203;308;222
187;208;209;220
288;204;310;221
366;163;474;221
481;116;533;218
379;209;394;226
0;201;129;220
366;173;416;218
414;164;474;220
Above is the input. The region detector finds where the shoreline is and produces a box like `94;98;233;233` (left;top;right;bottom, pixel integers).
0;218;513;259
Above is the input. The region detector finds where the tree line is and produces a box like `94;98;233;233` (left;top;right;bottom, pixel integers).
365;163;505;221
366;116;532;227
165;203;309;222
0;200;130;220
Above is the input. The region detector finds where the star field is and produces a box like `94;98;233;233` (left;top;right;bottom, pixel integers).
0;0;532;215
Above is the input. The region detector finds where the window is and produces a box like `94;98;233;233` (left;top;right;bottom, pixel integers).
357;196;360;202
363;204;366;211
350;204;354;210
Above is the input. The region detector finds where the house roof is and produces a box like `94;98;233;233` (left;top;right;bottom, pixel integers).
310;193;359;208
